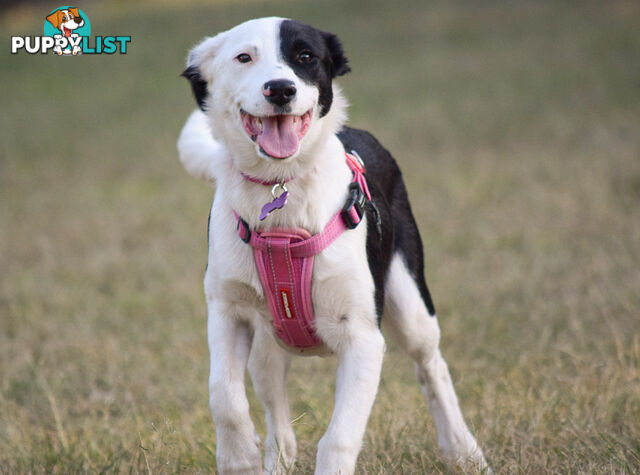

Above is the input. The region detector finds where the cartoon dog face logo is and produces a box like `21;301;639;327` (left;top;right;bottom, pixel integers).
46;7;84;37
46;7;85;55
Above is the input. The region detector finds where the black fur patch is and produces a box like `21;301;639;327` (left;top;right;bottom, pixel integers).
338;127;437;319
279;20;350;117
321;31;351;78
181;65;208;111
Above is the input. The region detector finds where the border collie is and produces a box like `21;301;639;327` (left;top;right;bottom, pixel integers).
177;17;488;474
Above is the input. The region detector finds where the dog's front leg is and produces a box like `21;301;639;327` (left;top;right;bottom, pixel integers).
208;304;262;474
315;326;385;475
248;329;296;474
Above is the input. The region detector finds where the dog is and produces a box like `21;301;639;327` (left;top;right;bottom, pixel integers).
45;7;84;55
177;17;489;474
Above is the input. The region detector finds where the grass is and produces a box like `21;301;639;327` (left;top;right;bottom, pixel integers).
1;0;639;472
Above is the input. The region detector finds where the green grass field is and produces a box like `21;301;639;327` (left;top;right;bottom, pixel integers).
1;0;639;472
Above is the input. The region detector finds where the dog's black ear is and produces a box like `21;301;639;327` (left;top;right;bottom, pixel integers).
181;65;208;111
323;32;351;78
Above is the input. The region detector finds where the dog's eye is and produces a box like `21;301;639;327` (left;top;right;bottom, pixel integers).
298;51;314;63
236;53;252;64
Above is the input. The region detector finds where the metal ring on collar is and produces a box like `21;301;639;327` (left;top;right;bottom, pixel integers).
271;182;288;199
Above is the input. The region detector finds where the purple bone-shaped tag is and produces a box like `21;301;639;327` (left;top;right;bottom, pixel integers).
259;190;289;221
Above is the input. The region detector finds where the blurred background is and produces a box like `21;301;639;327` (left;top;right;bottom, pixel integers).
1;0;639;472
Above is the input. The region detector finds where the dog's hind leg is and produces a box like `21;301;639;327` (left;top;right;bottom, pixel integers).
248;327;297;474
382;254;489;470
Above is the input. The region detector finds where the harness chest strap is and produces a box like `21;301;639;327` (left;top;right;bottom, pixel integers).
234;153;370;350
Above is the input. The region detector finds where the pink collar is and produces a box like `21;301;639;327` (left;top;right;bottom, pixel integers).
239;151;368;193
240;171;294;186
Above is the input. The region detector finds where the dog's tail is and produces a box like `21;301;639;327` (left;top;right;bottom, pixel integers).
176;109;224;185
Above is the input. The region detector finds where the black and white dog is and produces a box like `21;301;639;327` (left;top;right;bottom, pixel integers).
177;17;488;474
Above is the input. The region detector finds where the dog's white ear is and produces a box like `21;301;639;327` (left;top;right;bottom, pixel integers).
181;34;226;111
186;34;225;72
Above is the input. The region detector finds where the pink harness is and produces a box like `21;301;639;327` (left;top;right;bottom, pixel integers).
235;153;371;350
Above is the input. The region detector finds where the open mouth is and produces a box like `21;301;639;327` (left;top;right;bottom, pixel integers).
241;110;312;159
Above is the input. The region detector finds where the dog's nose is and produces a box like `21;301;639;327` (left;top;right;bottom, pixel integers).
263;79;297;107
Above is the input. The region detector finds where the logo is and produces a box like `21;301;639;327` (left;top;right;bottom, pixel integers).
280;289;295;319
11;6;131;55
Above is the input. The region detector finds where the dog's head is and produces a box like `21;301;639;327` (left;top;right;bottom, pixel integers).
182;18;350;176
46;7;84;37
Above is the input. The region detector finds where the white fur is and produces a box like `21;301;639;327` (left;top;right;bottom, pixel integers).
177;17;488;474
176;110;222;185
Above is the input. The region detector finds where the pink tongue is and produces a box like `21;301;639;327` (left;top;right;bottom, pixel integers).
258;115;299;159
63;26;71;37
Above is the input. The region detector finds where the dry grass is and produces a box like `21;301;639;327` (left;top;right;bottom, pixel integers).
1;0;639;472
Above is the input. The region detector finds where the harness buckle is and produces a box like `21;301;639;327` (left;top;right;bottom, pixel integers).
341;182;367;229
237;217;252;243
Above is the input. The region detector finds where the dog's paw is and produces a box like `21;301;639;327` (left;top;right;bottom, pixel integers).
217;454;263;475
264;429;297;474
315;435;359;475
216;433;263;475
444;445;491;474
